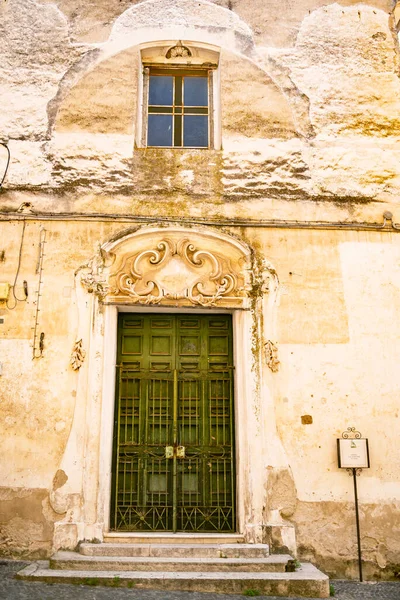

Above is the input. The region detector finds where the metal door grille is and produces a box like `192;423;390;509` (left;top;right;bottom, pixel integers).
111;314;235;532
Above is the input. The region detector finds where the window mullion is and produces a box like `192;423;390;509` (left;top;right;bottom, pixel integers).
174;76;183;148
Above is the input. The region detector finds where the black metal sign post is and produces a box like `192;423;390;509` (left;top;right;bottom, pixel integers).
351;466;363;582
337;427;370;582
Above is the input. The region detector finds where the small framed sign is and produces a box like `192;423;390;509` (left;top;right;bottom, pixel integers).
337;438;370;469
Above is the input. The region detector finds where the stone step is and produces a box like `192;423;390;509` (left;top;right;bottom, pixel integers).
51;551;288;572
80;542;270;558
103;532;245;544
17;561;330;598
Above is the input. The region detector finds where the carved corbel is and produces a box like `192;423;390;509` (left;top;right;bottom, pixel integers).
80;271;109;299
70;339;86;371
89;242;113;273
265;340;280;372
250;257;278;297
79;243;114;299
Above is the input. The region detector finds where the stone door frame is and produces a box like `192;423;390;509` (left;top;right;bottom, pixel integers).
98;305;249;536
53;224;295;551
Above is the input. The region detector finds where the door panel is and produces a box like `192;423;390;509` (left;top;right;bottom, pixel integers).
111;313;235;532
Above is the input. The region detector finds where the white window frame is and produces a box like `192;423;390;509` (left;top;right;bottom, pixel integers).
135;44;221;150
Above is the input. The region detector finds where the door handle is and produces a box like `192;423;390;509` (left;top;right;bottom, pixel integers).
165;445;185;458
176;445;185;458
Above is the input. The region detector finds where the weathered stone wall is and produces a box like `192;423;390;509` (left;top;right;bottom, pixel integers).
1;0;400;202
1;0;400;578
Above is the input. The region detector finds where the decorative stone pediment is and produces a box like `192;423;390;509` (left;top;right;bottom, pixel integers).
79;225;277;308
106;227;250;308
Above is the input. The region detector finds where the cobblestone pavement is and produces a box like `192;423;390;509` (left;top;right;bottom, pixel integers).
1;561;399;600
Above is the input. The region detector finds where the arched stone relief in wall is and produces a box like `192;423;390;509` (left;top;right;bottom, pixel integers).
79;225;277;309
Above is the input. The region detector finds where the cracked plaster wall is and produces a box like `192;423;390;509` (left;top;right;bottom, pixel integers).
294;500;400;579
1;223;400;575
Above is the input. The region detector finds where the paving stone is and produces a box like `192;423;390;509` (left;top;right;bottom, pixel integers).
1;561;399;600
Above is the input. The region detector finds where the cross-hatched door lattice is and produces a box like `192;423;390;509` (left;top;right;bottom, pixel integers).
111;313;236;532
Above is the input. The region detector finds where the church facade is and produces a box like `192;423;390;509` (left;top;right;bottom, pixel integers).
1;0;400;580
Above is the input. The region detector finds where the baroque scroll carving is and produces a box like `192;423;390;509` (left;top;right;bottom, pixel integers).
110;237;240;307
78;227;278;308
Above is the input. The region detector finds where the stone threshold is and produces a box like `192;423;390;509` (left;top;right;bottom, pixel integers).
80;542;270;558
103;532;245;544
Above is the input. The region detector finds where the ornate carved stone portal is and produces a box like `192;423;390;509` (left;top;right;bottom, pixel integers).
112;237;241;306
73;225;284;547
81;226;258;308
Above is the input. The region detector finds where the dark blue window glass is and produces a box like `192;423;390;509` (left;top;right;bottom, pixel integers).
184;77;208;107
149;76;173;106
147;72;209;147
148;115;173;146
183;115;208;147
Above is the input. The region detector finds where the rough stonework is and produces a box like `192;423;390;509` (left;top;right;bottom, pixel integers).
0;487;61;558
276;5;400;138
1;0;400;582
55;48;139;135
294;500;400;580
0;0;84;140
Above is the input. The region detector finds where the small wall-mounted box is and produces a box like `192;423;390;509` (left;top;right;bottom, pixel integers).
0;283;10;301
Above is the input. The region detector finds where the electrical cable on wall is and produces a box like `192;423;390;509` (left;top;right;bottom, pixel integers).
0;210;398;233
6;219;28;310
0;142;10;188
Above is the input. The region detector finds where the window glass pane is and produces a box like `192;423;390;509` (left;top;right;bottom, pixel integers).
148;115;173;146
184;77;208;107
183;115;208;147
149;76;173;106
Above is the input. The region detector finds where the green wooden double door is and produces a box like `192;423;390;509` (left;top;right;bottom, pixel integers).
111;313;236;532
